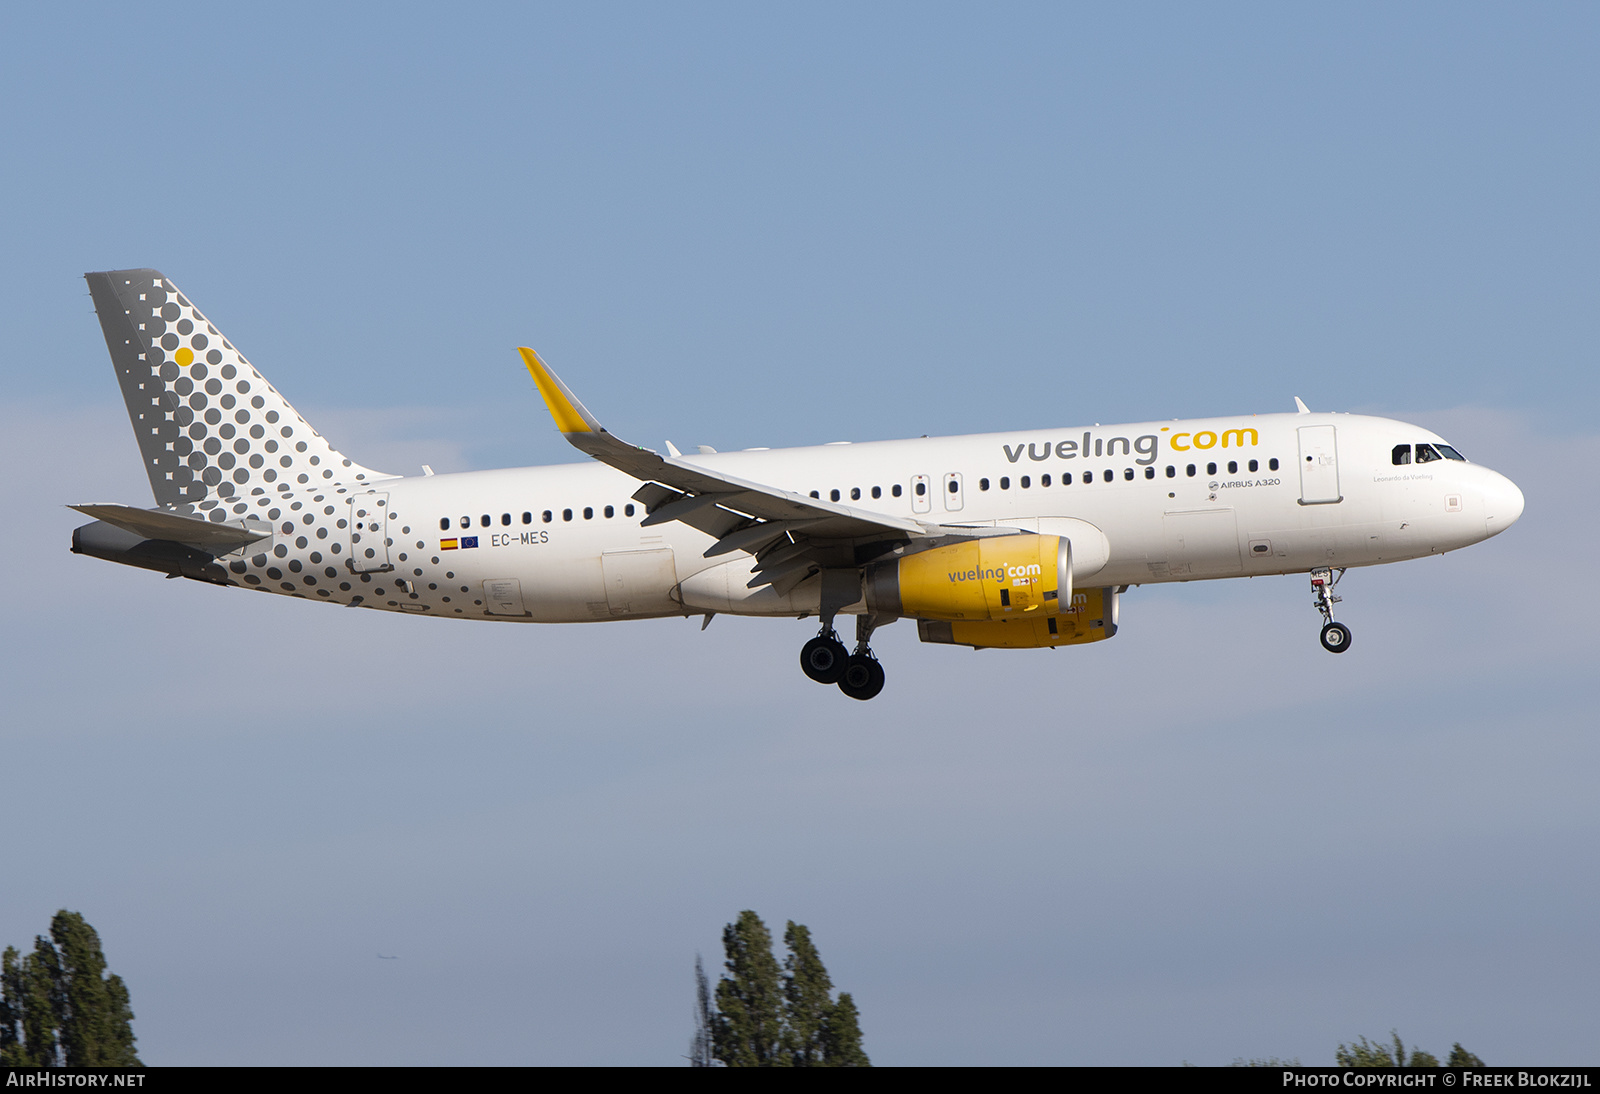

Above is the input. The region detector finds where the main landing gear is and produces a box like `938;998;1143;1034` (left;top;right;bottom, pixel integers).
1310;567;1351;654
800;615;888;700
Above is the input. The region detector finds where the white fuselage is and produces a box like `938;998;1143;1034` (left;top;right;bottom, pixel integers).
226;411;1522;624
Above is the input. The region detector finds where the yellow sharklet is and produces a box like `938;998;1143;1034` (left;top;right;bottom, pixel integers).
519;347;595;435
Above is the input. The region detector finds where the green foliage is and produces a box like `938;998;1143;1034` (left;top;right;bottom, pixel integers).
782;922;832;1066
713;911;786;1067
706;911;869;1067
0;912;139;1067
1336;1031;1460;1068
819;991;869;1067
1449;1043;1486;1067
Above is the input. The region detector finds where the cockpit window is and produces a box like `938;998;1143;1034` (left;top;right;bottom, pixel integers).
1392;444;1411;465
1436;444;1466;461
1415;443;1443;463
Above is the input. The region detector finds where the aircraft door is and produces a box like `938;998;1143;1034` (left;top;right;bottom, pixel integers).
942;472;964;512
911;475;931;514
1297;425;1342;505
348;492;392;572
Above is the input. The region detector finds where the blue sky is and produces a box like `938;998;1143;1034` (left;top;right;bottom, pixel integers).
2;3;1596;1065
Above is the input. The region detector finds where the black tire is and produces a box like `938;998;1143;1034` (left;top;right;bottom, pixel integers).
1320;621;1352;653
838;654;886;701
800;634;849;684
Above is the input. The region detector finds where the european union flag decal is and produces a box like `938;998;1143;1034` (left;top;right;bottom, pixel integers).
461;536;479;549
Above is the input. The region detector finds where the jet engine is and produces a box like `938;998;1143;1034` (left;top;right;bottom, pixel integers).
864;533;1072;622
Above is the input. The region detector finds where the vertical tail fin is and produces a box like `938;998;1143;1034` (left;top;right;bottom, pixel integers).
85;269;391;512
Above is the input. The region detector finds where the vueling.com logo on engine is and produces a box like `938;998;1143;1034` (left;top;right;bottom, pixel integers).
947;563;1043;585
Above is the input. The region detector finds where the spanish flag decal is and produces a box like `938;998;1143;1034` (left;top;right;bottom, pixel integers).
440;538;459;551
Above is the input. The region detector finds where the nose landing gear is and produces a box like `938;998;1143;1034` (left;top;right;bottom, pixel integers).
1310;567;1351;653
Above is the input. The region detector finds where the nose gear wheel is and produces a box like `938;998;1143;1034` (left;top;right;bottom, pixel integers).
1309;568;1351;654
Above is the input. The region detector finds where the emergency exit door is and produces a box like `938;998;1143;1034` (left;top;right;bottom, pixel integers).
1297;426;1342;505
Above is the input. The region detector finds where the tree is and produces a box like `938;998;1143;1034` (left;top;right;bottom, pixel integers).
0;911;139;1067
712;911;786;1066
1448;1043;1485;1067
1337;1031;1447;1068
782;922;832;1065
820;991;869;1066
689;955;715;1067
705;911;869;1067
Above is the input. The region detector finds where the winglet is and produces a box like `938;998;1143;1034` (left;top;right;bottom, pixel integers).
1293;396;1311;415
520;347;604;435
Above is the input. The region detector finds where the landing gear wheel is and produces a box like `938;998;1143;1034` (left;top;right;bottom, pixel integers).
800;633;850;684
1320;621;1352;653
838;653;886;701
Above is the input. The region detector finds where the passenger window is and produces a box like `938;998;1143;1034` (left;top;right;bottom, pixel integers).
979;478;990;491
1144;467;1154;479
871;486;881;499
522;512;532;524
501;513;511;525
1042;474;1051;487
892;484;903;497
1083;471;1093;484
830;489;841;502
460;516;470;529
1227;461;1237;474
625;504;635;516
1000;477;1010;490
1122;468;1133;481
1415;443;1442;463
915;482;927;496
1186;465;1196;477
481;515;490;527
1103;470;1113;482
439;518;450;531
850;487;860;500
1248;460;1258;472
1392;444;1411;465
1020;476;1030;488
1166;466;1175;478
1206;463;1217;476
1268;458;1279;471
584;507;593;519
563;509;573;522
810;491;820;499
604;505;614;518
542;510;553;523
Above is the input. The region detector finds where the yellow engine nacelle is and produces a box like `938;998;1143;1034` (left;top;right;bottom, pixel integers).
915;586;1120;649
864;534;1072;622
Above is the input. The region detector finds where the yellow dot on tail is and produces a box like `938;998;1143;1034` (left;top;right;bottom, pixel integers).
175;347;194;367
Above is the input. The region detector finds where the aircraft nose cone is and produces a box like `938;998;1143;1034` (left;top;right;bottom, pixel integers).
1483;472;1525;536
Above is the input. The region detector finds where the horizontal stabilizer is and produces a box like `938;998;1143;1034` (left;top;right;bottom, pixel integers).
69;503;272;551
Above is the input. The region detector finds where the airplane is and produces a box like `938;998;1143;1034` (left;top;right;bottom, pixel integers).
71;269;1525;700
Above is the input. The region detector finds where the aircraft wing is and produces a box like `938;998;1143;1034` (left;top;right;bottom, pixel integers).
520;349;1014;593
68;503;273;552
